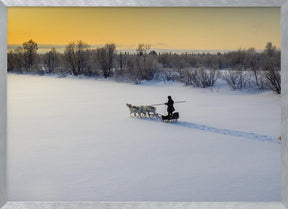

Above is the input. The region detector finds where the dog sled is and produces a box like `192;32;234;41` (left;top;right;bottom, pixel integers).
161;112;179;123
126;103;180;123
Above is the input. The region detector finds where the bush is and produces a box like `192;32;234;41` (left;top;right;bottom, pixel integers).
263;66;281;94
183;68;217;88
223;66;250;90
154;69;180;82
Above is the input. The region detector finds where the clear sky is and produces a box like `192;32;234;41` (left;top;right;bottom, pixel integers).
8;7;280;51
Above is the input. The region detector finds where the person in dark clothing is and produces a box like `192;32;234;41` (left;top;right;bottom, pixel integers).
165;96;175;117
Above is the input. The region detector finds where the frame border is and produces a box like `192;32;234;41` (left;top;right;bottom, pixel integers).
1;1;287;209
0;0;7;208
282;0;288;207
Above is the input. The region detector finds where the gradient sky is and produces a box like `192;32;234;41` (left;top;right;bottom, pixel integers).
8;7;280;51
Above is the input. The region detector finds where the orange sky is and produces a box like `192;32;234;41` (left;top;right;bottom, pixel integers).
7;7;281;51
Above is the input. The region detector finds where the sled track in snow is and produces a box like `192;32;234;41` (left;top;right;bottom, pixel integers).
176;122;280;144
133;117;280;144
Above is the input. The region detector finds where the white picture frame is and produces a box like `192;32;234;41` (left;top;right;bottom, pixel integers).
0;0;287;209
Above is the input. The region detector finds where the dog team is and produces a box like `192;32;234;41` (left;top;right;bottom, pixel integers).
126;104;158;118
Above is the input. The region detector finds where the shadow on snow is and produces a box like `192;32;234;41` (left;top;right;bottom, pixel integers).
134;117;280;144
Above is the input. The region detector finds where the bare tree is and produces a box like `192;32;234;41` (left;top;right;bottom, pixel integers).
45;48;57;73
114;52;129;78
119;52;124;72
96;43;116;78
105;43;116;77
64;41;90;76
75;41;90;75
245;48;263;89
264;64;281;94
8;47;24;72
64;42;76;74
124;55;141;83
96;47;109;77
135;54;160;81
22;39;38;71
133;43;160;81
262;42;281;94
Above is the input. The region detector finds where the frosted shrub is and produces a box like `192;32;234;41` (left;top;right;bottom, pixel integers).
183;68;217;88
223;66;250;90
263;66;281;94
155;69;180;82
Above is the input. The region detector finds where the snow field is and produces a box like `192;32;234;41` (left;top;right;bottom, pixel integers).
7;74;281;201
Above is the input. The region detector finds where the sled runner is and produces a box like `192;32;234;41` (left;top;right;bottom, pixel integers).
161;112;179;123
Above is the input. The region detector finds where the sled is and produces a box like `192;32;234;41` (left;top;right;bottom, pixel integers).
126;103;179;122
161;112;179;123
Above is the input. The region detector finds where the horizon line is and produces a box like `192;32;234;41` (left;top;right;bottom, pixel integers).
8;44;275;54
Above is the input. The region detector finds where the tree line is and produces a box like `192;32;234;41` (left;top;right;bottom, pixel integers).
8;40;281;94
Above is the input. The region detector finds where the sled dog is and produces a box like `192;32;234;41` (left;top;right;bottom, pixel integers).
144;106;157;117
126;104;146;117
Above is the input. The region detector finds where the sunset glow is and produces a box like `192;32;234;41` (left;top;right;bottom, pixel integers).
8;7;281;51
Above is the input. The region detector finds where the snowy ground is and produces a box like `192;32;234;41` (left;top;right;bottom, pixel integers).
7;74;281;201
